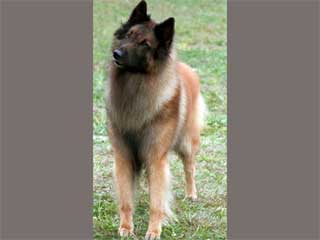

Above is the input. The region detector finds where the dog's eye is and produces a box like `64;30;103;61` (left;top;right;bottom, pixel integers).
125;32;132;39
140;40;150;48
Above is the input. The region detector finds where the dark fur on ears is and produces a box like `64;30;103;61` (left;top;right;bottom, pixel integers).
154;17;175;60
114;1;151;39
154;17;175;49
128;0;150;24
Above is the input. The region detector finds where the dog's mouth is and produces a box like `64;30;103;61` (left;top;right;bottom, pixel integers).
113;58;124;68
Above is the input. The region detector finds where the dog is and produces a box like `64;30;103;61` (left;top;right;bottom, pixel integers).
105;1;206;239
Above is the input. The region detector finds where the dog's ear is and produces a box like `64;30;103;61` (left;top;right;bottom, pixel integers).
154;17;175;49
128;0;149;24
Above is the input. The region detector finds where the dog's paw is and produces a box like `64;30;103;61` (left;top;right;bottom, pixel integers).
145;230;161;240
185;194;198;202
119;226;134;238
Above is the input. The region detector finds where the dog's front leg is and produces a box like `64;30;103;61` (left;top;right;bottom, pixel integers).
145;153;170;240
114;150;135;237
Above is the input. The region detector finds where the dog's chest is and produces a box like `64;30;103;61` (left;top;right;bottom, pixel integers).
108;77;159;130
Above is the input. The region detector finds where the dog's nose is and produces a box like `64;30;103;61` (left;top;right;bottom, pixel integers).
113;49;124;60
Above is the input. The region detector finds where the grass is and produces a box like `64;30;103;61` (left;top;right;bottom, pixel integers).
93;0;227;239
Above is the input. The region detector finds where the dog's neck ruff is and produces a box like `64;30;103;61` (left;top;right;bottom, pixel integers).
107;49;180;132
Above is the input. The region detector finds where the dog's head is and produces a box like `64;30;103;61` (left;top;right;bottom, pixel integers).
111;0;175;73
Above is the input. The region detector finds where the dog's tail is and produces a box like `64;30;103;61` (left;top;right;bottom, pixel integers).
196;94;208;130
163;166;175;223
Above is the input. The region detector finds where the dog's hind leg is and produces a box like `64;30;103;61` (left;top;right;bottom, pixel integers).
177;94;205;200
177;133;200;201
183;153;198;200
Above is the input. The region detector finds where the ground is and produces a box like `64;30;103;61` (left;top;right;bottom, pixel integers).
93;0;227;239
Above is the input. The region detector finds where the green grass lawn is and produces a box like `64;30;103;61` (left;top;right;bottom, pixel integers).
93;0;227;239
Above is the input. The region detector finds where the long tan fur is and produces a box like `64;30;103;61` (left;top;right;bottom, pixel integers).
106;1;206;239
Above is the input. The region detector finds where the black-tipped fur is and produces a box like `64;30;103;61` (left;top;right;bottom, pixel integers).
128;0;149;24
114;0;151;40
154;17;175;60
112;1;175;72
